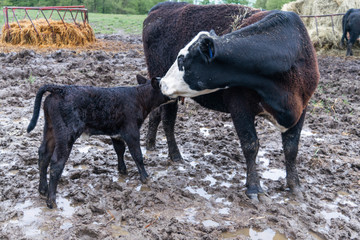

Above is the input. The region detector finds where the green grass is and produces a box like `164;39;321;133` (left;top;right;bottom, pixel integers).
0;10;146;35
88;13;146;35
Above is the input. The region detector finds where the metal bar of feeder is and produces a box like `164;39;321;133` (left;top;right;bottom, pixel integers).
40;10;51;27
49;9;54;19
69;10;78;26
24;9;40;37
12;9;21;29
56;10;67;29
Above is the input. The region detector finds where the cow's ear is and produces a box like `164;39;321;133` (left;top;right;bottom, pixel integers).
136;74;147;85
199;37;215;63
151;77;161;90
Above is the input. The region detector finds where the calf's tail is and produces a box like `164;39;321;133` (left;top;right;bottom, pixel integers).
27;85;63;133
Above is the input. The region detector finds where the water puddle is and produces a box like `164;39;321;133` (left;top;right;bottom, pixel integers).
221;227;290;240
185;186;212;200
199;127;210;137
176;207;198;224
262;168;286;181
202;219;219;227
6;196;76;238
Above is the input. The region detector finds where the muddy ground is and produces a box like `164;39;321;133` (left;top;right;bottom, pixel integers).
0;34;359;240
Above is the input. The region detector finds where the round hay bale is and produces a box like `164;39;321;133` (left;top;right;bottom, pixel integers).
1;19;95;47
282;0;360;49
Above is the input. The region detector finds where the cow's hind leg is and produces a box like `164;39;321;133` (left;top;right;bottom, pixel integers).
38;120;55;196
111;137;127;175
281;108;306;196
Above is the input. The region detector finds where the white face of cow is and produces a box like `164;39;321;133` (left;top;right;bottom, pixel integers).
160;31;220;98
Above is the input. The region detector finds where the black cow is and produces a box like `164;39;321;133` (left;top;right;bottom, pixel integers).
143;3;319;200
340;8;360;56
143;2;259;162
27;75;169;208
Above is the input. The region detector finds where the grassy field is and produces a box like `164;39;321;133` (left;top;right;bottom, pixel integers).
0;9;146;35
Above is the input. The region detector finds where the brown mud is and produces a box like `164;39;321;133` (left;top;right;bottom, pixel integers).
0;34;359;240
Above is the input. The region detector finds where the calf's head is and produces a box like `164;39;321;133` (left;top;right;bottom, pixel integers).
136;74;171;109
160;31;222;98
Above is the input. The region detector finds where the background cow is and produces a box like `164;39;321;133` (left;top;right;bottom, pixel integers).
143;2;319;200
340;8;360;56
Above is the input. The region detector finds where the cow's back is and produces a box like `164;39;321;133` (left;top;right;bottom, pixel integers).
143;3;257;79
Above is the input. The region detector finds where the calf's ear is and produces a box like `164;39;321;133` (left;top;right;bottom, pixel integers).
199;37;215;64
151;77;161;90
136;74;147;85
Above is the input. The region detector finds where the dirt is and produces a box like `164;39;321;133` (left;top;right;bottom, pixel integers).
0;34;359;240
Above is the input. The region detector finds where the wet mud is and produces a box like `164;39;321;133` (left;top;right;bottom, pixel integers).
0;34;359;240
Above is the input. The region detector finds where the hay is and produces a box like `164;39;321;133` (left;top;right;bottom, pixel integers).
1;19;95;47
282;0;360;49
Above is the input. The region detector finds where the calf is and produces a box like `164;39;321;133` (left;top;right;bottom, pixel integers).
27;75;169;208
340;8;360;56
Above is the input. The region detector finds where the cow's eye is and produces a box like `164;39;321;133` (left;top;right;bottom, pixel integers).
177;55;184;71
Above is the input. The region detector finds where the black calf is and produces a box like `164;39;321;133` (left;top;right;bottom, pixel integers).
27;75;169;208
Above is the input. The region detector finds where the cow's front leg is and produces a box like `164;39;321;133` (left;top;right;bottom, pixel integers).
122;129;148;183
161;101;182;162
111;137;127;175
281;108;306;196
228;96;262;200
146;108;161;151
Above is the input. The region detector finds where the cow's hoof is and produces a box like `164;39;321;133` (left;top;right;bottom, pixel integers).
289;186;304;200
118;168;127;175
140;176;148;184
170;153;183;162
38;186;48;196
46;199;56;209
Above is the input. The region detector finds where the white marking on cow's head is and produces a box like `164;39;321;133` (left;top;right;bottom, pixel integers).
160;31;220;98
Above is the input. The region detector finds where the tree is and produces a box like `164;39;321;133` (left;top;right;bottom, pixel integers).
266;0;293;10
254;0;267;9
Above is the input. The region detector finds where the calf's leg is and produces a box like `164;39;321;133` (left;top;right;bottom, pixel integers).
38;121;55;196
111;137;127;175
281;108;306;195
47;135;74;209
122;128;148;183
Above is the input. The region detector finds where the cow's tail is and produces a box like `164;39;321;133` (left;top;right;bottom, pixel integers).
27;85;64;133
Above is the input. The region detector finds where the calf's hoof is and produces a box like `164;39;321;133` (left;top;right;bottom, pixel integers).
146;142;156;151
170;152;183;162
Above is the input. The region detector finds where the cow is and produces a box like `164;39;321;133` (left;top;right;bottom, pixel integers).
27;75;170;208
143;3;319;200
143;2;259;162
340;8;360;56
